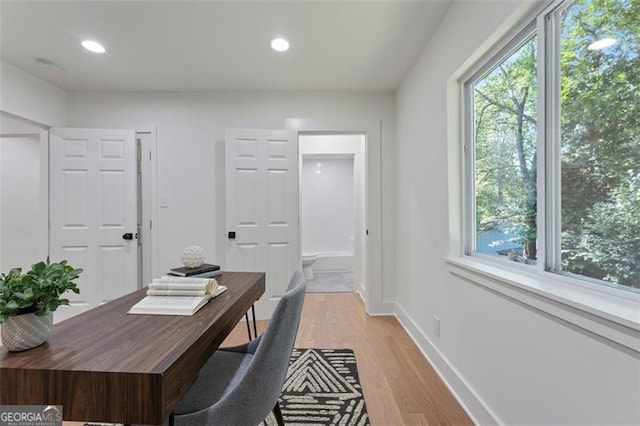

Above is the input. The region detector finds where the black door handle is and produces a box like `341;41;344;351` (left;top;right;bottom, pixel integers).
228;231;236;239
122;233;134;240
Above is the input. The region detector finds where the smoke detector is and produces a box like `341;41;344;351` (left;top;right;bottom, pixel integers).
34;57;62;71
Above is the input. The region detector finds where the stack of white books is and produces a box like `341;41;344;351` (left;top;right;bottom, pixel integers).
128;277;227;316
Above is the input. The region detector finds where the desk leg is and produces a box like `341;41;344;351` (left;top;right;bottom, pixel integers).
169;411;175;426
251;304;257;339
245;312;252;341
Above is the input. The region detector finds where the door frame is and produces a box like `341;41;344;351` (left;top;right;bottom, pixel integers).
136;128;160;285
285;118;390;315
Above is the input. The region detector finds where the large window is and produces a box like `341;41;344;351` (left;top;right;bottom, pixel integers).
465;0;639;292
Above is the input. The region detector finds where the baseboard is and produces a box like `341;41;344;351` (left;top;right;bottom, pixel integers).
374;300;396;315
365;300;396;316
356;288;366;306
394;303;500;425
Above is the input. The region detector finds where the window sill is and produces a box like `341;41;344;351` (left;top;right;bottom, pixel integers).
446;256;640;353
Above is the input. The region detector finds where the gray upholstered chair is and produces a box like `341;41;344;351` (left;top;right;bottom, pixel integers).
171;270;306;426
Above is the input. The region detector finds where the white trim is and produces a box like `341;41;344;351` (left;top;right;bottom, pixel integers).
356;286;366;306
0;133;40;138
394;302;501;425
136;128;159;282
284;118;387;315
447;257;640;352
462;79;475;255
535;12;548;274
543;6;564;274
39;129;50;262
0;110;50;130
447;79;465;258
0;139;2;271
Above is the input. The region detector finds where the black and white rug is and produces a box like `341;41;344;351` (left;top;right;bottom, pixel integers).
272;348;370;426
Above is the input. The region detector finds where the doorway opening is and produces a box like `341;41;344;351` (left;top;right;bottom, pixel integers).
0;114;47;274
286;117;386;315
298;134;366;294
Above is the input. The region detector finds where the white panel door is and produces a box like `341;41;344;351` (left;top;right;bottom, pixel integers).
226;128;299;318
49;128;138;321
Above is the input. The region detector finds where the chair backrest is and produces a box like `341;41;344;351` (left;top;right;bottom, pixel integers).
196;270;306;425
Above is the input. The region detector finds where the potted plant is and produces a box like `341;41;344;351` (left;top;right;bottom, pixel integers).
0;258;82;352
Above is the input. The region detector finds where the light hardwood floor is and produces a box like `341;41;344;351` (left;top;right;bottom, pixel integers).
66;292;472;425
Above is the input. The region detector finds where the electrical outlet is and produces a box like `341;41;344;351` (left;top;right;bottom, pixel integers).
433;315;440;337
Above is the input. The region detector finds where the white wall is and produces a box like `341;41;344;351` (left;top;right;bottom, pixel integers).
0;139;2;272
0;61;65;273
0;135;44;271
395;1;640;425
301;157;354;255
66;92;395;297
0;60;67;127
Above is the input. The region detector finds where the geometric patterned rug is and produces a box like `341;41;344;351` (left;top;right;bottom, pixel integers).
272;348;370;425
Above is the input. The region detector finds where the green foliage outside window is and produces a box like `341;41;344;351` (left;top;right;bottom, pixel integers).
559;0;639;287
472;0;639;288
474;36;538;261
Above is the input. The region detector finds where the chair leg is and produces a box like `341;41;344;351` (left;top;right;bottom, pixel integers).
245;312;252;341
273;400;285;426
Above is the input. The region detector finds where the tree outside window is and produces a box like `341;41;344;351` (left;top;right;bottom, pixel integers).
559;0;639;288
473;36;538;264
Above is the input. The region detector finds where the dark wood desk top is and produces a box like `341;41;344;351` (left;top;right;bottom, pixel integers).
0;271;265;425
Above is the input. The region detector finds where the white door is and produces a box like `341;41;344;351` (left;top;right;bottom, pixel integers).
225;128;299;318
49;128;138;321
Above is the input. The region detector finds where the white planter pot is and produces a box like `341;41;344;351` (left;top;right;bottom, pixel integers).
1;312;53;352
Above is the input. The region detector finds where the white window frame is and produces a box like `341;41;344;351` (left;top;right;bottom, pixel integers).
449;0;640;353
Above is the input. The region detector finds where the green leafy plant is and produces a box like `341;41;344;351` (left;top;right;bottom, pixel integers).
0;259;82;323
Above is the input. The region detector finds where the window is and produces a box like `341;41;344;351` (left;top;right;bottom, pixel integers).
556;0;640;288
464;0;639;292
467;32;538;265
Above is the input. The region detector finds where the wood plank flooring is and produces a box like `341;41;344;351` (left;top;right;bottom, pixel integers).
65;292;472;425
224;292;472;425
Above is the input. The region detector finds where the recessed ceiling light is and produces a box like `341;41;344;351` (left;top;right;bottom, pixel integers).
81;40;106;54
587;38;616;51
271;38;290;52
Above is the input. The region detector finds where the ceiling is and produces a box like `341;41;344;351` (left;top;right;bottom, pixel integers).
0;1;452;93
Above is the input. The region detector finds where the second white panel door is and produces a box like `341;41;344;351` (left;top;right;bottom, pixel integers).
225;128;299;318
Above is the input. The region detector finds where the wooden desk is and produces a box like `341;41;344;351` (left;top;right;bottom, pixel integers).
0;272;265;425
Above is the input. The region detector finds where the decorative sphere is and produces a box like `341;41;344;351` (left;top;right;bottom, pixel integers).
181;246;205;268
